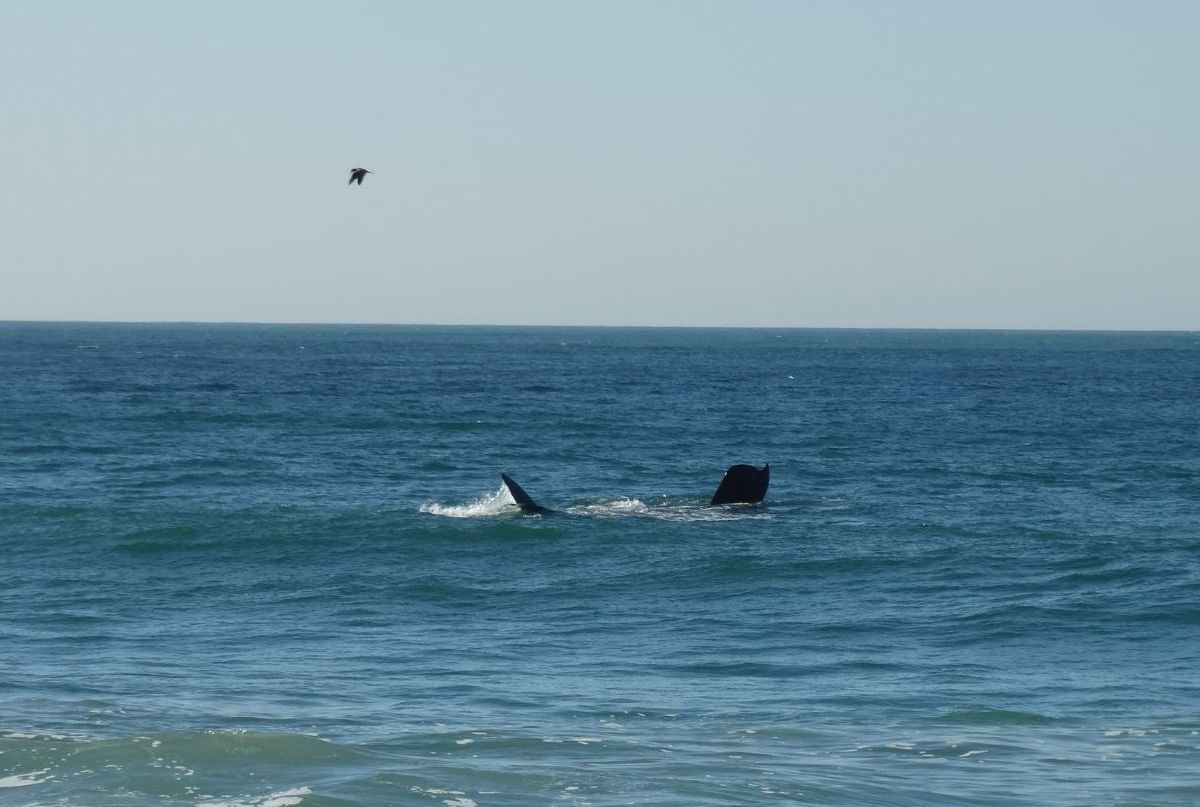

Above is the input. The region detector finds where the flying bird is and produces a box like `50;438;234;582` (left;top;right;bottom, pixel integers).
349;167;372;186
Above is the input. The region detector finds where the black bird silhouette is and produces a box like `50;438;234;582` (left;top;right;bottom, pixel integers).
349;167;372;186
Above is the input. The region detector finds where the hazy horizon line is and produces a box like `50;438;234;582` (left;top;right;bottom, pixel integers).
2;319;1196;335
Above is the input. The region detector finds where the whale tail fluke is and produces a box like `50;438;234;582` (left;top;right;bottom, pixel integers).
710;463;770;505
500;473;554;514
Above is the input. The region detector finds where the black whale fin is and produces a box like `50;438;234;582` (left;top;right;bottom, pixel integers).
500;474;554;514
710;463;770;505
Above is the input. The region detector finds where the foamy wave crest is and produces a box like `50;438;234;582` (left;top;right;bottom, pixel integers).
570;498;650;517
420;486;516;518
571;499;770;521
639;504;773;523
0;769;52;788
203;786;311;807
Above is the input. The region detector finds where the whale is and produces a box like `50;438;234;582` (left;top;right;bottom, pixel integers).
709;463;770;506
499;473;556;515
499;463;769;514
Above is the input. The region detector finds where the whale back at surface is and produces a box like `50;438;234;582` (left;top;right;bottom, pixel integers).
499;463;770;514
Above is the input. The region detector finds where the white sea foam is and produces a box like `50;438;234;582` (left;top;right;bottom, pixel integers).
409;787;478;807
569;500;771;522
1104;728;1151;738
420;486;516;518
639;505;772;523
420;484;772;522
572;498;649;516
260;788;311;807
0;769;52;788
202;786;311;807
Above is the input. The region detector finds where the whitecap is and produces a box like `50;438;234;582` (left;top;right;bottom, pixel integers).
571;498;649;516
260;788;311;807
201;786;311;807
420;486;516;518
0;769;52;788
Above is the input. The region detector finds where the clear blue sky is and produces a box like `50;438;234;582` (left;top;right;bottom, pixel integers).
2;1;1197;328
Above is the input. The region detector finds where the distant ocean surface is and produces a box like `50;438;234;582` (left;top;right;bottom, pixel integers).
2;322;1198;807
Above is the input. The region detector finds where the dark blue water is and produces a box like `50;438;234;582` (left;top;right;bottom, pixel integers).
2;323;1198;806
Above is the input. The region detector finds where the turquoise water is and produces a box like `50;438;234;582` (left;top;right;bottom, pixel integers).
2;323;1198;806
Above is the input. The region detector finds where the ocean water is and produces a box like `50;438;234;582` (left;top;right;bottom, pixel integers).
1;323;1198;807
